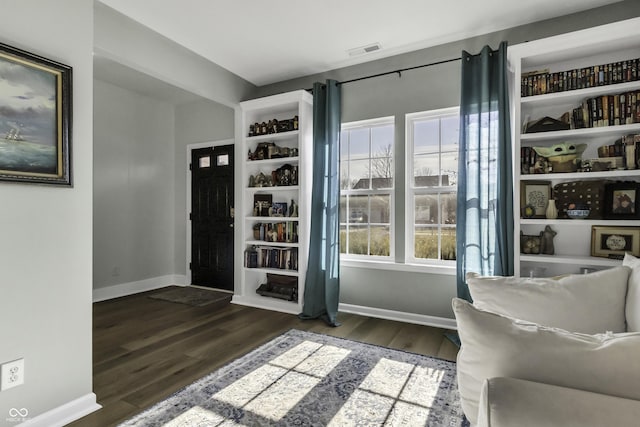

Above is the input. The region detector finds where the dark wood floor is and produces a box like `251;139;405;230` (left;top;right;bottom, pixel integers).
69;287;459;427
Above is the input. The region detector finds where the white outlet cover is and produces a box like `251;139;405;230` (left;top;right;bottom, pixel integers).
1;359;24;391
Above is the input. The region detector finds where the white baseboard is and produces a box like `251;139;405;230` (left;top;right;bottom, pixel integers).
21;393;101;427
338;303;457;330
93;275;187;302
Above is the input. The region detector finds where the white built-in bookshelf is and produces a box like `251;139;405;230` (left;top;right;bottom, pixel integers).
232;90;313;314
509;17;640;277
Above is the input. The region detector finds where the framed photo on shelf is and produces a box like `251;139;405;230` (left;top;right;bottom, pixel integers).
591;225;640;258
603;182;640;219
0;42;72;186
520;181;551;218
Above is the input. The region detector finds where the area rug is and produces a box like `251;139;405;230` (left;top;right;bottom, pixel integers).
119;329;468;426
149;286;232;307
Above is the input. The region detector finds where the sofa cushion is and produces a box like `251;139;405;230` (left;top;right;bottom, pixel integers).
476;377;640;427
452;298;640;425
466;266;630;334
622;253;640;332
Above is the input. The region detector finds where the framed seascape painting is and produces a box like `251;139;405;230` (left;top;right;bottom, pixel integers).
0;42;72;185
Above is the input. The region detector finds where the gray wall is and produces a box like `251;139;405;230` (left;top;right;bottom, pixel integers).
93;81;234;291
174;99;235;277
93;79;176;289
93;3;243;293
255;0;640;319
0;0;94;420
94;2;256;108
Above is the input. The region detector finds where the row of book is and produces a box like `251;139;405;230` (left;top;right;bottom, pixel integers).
244;246;298;271
521;58;640;97
570;91;640;129
252;222;298;243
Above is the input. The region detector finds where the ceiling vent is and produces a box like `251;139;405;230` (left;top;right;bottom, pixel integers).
347;43;382;57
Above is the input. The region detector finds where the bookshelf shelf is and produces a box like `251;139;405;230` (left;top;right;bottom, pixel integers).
521;81;640;109
521;123;640;142
520;169;640;181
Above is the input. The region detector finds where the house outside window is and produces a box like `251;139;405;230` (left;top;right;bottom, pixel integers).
406;107;459;265
339;117;394;260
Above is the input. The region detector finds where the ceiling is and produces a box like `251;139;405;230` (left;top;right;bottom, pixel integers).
97;0;622;87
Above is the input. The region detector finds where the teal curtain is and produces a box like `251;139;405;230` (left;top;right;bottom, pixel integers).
456;42;514;301
300;80;341;326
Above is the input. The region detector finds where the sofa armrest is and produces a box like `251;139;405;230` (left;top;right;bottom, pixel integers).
477;377;640;427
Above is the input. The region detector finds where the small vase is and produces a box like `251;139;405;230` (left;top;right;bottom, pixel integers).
545;199;558;219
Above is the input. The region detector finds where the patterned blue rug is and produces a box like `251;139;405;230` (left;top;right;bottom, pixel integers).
119;329;468;426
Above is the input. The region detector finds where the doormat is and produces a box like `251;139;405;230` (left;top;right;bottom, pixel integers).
149;286;232;307
119;329;468;426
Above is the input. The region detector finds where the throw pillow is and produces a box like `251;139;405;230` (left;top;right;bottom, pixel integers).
453;298;640;425
622;253;640;332
466;266;630;334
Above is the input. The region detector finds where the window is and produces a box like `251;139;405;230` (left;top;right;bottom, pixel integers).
340;117;394;259
406;107;459;264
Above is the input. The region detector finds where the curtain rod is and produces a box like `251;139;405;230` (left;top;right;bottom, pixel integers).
307;56;461;91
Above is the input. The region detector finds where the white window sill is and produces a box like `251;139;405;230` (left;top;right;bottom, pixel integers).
340;259;456;275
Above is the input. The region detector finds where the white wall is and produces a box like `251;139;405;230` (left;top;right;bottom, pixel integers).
93;80;176;289
0;0;95;423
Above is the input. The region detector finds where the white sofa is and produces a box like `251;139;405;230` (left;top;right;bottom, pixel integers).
452;254;640;427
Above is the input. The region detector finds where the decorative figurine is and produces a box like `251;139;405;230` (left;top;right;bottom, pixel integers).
289;199;298;217
541;225;557;255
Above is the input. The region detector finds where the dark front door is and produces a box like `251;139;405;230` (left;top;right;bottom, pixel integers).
191;144;234;290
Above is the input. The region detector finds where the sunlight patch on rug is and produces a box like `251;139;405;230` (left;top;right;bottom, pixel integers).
215;340;351;421
401;365;445;406
213;364;288;407
118;329;468;426
243;371;321;420
360;358;414;396
163;406;227;427
327;358;445;426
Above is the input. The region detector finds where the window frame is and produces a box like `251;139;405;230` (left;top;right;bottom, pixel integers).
405;106;460;267
340;116;395;261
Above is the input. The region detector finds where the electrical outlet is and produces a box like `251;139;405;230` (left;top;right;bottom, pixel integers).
1;359;24;391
